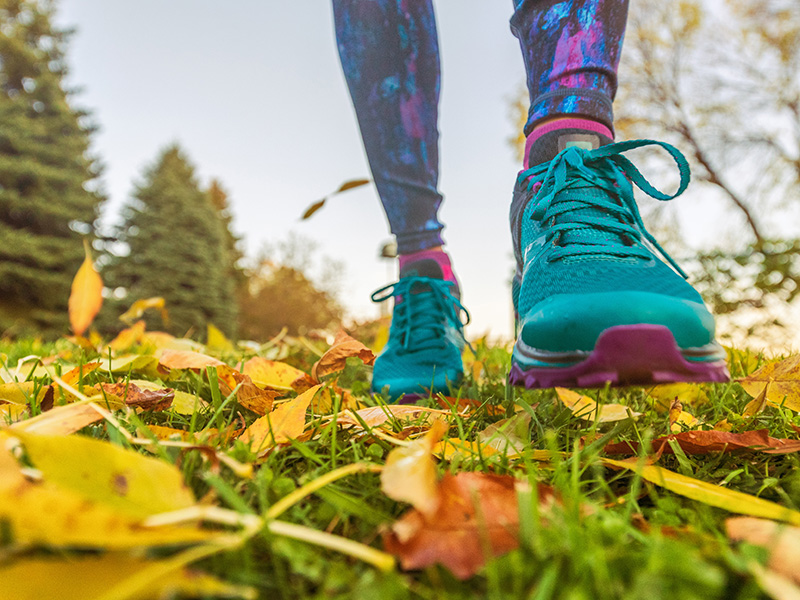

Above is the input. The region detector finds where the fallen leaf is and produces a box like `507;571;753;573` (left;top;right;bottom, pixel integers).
68;239;103;336
108;321;147;352
0;381;51;406
605;429;800;455
647;383;709;412
436;396;505;416
141;331;203;352
477;413;531;455
56;361;102;392
338;405;445;429
312;330;375;380
129;380;206;415
99;382;175;411
384;473;555;579
727;517;800;585
216;365;279;415
743;380;771;417
668;399;701;433
433;438;500;460
119;296;169;326
11;430;197;518
239;385;320;451
242;357;307;390
602;458;800;525
555;388;641;423
158;350;224;370
10;400;104;435
207;324;234;353
740;356;800;412
381;420;447;517
0;555;256;600
99;355;168;378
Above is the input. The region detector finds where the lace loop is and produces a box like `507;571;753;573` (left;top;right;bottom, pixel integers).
517;139;691;278
371;277;470;354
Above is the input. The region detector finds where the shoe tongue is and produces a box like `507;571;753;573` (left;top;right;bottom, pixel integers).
551;134;629;252
399;258;444;280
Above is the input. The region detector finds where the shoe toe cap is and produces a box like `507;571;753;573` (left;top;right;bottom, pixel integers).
519;291;716;352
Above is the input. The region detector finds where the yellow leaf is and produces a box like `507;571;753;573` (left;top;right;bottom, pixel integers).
371;319;390;354
338;405;444;430
98;355;167;378
141;331;203;352
0;403;27;423
207;323;234;353
0;555;256;600
433;438;500;460
243;357;307;389
381;420;447;517
239;385;320;451
11;430;197;519
130;380;206;415
68;240;104;336
555;388;641;423
0;441;211;548
647;383;709;412
108;320;146;352
603;458;800;526
740;356;800;412
743;380;771;417
0;381;49;405
119;296;169;326
11;400;104;435
670;409;701;433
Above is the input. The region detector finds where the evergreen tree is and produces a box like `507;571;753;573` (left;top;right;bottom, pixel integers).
105;145;237;337
206;179;246;292
0;0;104;336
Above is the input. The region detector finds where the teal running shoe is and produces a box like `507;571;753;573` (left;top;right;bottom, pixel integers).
371;269;469;402
509;139;730;388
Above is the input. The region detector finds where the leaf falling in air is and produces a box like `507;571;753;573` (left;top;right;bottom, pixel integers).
68;239;103;337
118;296;168;326
300;178;371;220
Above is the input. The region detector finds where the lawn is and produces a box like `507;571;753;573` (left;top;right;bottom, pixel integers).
0;326;798;600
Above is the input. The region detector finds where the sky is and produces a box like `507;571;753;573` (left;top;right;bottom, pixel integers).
54;1;525;340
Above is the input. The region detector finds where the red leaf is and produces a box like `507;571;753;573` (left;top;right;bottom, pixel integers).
604;429;800;455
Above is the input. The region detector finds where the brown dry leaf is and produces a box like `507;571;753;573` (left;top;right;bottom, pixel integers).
381;420;447;517
436;396;505;416
0;555;256;600
384;472;555;579
239;384;320;451
727;517;800;585
242;357;307;390
555;388;641;423
604;429;800;456
99;382;175;411
10;400;104;435
312;330;375;380
68;240;103;336
108;320;147;352
647;383;709;412
158;350;224;370
740;356;800;412
216;365;279;415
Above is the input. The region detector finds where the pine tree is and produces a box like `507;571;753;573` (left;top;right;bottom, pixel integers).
105;145;237;337
0;0;104;336
206;179;246;292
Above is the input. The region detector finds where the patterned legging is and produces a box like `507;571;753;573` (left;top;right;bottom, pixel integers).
333;0;629;254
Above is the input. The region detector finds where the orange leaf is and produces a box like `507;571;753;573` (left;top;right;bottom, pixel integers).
108;321;146;352
312;330;375;380
158;350;223;370
604;429;800;455
727;517;800;585
68;240;103;336
216;365;279;415
384;473;556;579
239;385;320;451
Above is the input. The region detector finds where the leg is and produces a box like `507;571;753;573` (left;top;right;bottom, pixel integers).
333;1;466;401
508;1;729;387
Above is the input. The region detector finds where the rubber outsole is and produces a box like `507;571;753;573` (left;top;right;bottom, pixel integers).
509;324;730;388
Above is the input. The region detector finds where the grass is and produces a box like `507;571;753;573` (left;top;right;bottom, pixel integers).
0;332;797;600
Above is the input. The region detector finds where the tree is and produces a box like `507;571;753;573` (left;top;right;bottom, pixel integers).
104;145;237;337
238;234;343;341
206;178;246;293
613;0;800;342
0;0;104;337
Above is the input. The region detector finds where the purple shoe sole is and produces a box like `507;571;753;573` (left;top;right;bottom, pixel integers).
509;324;730;389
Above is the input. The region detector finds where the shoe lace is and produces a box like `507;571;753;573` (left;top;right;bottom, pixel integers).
371;277;470;354
517;139;691;277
